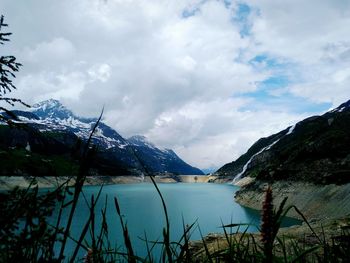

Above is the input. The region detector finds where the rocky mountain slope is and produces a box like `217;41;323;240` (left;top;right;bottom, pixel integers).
0;99;203;177
128;135;203;175
215;99;350;184
215;99;350;221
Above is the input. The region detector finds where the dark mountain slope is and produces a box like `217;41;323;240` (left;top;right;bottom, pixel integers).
128;135;204;175
216;100;350;184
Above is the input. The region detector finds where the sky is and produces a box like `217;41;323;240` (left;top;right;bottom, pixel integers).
2;0;350;171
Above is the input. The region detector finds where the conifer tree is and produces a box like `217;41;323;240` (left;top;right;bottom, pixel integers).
0;15;28;123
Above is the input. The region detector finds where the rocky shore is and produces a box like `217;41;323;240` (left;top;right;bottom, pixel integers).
189;176;350;260
189;215;350;260
234;178;350;220
0;175;146;190
0;174;213;190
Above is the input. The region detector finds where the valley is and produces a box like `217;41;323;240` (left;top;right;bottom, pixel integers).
2;98;350;262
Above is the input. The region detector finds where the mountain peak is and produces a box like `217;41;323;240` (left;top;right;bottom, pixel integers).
32;99;63;110
31;99;73;120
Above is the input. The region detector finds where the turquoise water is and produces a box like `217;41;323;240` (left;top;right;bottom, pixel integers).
58;183;300;260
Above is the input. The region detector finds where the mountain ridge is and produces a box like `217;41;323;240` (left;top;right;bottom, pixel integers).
0;99;204;176
215;99;350;184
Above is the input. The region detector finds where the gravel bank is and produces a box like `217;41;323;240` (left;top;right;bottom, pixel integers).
235;179;350;220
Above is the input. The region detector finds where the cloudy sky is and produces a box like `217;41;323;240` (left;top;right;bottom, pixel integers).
2;0;350;171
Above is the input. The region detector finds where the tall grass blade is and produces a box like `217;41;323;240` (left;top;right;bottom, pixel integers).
149;175;173;263
198;226;213;263
114;196;136;263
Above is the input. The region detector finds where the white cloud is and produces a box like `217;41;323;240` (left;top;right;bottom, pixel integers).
15;71;87;103
146;98;306;168
246;0;350;62
88;64;111;83
3;0;350;169
244;0;350;106
22;37;75;65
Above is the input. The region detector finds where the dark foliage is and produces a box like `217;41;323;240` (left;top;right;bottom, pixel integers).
0;182;65;262
0;15;29;124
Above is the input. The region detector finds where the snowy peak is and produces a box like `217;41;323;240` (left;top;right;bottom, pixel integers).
31;99;74;120
20;99;127;150
32;98;62;109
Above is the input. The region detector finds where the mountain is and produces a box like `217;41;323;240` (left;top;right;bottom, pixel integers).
215;99;350;184
0;99;203;176
128;135;204;175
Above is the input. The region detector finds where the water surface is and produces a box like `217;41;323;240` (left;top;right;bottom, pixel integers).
59;183;299;259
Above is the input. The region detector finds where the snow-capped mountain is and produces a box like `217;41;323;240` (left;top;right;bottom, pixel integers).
31;99;78;120
1;99;203;176
23;99;129;151
215;99;350;184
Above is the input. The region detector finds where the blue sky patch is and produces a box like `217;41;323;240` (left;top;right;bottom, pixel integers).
249;54;291;70
182;0;207;18
239;90;331;114
234;3;252;37
260;75;290;89
182;8;199;18
240;74;331;114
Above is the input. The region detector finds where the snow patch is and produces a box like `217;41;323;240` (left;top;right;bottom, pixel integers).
338;107;346;112
286;124;296;135
232;138;280;184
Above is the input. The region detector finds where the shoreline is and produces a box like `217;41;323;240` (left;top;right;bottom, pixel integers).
0;175;216;190
0;175;142;191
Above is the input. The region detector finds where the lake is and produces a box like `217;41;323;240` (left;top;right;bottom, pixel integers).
58;183;300;260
